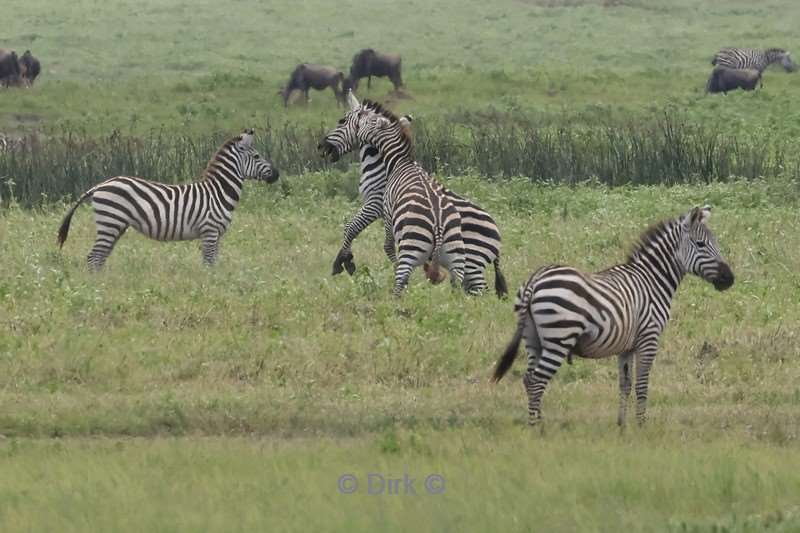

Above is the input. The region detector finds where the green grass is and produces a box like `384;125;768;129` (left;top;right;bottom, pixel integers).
2;0;800;137
2;0;800;530
1;177;799;531
2;433;799;532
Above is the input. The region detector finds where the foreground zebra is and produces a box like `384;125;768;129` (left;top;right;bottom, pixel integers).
712;47;795;73
331;115;507;297
320;92;466;295
493;206;734;426
57;129;278;270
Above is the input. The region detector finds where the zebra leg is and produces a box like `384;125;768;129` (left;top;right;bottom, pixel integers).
462;259;488;295
634;340;659;425
200;230;221;266
524;340;573;425
383;221;397;264
617;350;634;428
440;222;466;290
87;225;128;272
332;200;382;276
392;237;429;296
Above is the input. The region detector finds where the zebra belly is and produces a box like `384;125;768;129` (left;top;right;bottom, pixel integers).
532;294;636;359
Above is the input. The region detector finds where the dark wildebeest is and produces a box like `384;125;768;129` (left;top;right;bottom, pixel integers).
19;50;41;86
0;49;22;88
705;66;762;94
279;64;344;107
343;49;402;92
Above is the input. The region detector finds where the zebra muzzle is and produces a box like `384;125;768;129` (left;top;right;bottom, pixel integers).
712;263;735;291
318;141;340;162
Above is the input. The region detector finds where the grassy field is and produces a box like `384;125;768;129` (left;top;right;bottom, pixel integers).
2;176;800;531
2;0;800;530
1;0;800;137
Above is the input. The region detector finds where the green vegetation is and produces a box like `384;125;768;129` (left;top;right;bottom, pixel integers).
2;0;800;530
1;0;799;137
1;178;799;531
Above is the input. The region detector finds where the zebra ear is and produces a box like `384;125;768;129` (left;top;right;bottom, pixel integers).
688;205;712;226
374;116;392;130
347;90;360;111
239;129;255;148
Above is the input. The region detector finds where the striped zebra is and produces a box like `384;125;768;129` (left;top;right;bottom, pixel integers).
320;92;466;295
331;116;507;297
712;47;795;73
492;206;734;427
57;129;278;270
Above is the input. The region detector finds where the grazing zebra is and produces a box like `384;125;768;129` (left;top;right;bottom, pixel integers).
319;92;466;295
331;115;507;297
57;129;278;270
492;206;734;427
712;47;795;73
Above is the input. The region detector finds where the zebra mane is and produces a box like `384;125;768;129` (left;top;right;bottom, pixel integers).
201;135;240;178
362;99;400;124
361;99;413;147
626;219;677;264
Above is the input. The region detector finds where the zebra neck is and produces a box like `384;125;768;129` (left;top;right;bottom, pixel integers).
365;129;412;176
628;222;686;297
765;49;784;64
203;164;244;205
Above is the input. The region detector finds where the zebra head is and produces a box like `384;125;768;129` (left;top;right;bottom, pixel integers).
781;51;796;72
235;129;279;183
319;91;407;162
678;205;734;291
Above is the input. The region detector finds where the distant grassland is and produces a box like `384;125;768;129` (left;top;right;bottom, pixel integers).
1;0;799;138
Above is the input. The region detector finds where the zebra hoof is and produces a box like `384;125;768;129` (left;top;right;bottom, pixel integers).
332;250;354;276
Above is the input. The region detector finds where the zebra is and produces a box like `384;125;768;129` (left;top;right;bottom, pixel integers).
712;47;795;73
319;91;466;296
492;206;734;427
330;115;507;297
56;129;278;270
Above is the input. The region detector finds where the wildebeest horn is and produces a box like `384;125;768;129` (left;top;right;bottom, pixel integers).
347;90;360;110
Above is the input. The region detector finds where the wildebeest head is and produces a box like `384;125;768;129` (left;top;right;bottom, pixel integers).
348;49;377;86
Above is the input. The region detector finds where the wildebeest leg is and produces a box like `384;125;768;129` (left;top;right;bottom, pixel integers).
304;87;311;104
367;75;372;90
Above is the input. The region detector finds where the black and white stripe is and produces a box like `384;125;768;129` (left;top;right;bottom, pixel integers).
57;129;278;270
492;206;734;426
320;93;466;295
712;47;795;73
331;120;506;297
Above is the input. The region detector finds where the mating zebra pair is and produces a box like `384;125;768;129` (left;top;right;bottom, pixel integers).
57;129;278;270
320;92;506;297
493;205;735;427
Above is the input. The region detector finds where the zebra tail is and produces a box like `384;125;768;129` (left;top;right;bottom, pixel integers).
428;224;445;274
57;189;93;248
493;257;508;299
492;322;523;383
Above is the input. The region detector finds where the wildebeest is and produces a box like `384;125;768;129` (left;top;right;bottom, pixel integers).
0;49;22;88
279;64;344;107
343;49;403;92
705;66;762;94
19;50;41;86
